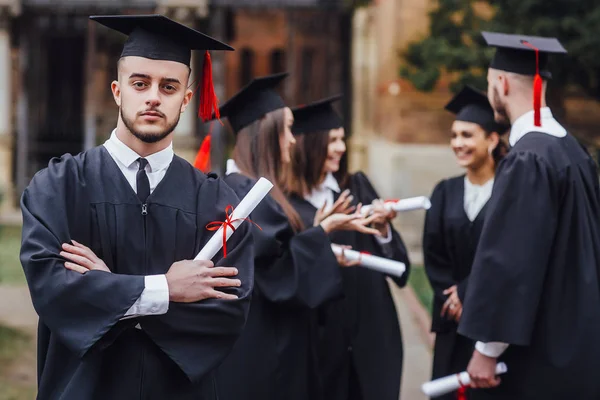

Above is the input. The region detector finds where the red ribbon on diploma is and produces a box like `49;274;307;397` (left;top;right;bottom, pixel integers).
206;205;261;258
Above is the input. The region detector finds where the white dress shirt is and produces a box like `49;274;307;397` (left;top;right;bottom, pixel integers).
476;107;566;358
304;172;392;244
103;130;171;319
226;158;241;176
463;177;494;222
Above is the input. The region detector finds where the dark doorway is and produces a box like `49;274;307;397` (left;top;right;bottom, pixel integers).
15;12;86;194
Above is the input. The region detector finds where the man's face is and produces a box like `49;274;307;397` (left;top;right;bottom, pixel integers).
487;68;510;126
112;56;192;143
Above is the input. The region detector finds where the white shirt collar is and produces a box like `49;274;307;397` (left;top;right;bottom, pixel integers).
103;129;173;172
509;107;567;147
304;173;340;210
321;173;341;194
226;159;241;176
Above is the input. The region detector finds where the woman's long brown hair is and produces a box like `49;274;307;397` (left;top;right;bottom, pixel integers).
233;108;305;232
287;129;351;197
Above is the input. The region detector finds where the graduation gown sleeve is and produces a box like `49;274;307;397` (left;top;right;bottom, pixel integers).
458;151;559;345
423;181;457;306
251;193;342;309
350;172;411;287
20;155;146;358
140;177;254;382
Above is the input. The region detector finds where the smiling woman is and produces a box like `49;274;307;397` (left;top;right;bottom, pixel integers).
422;85;509;400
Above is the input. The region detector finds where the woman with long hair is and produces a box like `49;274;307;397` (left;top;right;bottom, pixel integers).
214;74;380;400
286;95;411;400
423;86;509;399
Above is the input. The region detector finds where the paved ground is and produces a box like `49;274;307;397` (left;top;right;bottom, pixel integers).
0;285;37;331
0;283;434;399
389;282;433;400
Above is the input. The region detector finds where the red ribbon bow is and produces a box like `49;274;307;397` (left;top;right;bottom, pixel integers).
206;205;262;258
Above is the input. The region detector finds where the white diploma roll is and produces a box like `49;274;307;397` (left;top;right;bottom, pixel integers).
360;196;432;216
421;362;508;397
331;244;406;278
195;177;274;261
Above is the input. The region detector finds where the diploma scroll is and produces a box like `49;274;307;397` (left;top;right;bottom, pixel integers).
195;177;273;261
421;362;508;397
331;244;406;278
360;196;432;216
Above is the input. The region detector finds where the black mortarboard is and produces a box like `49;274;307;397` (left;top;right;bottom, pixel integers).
291;95;343;135
90;14;233;67
482;31;567;79
445;86;507;134
218;73;289;133
483;31;567;127
91;14;234;131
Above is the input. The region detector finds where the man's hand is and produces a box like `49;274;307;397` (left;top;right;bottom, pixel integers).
313;189;355;227
166;260;241;303
441;285;463;322
61;240;111;274
467;350;501;389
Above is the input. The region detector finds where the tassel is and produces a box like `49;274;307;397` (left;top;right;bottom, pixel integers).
189;51;225;174
193;134;211;173
522;41;542;127
198;50;220;122
457;385;467;400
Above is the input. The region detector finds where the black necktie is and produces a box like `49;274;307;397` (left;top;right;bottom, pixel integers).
136;158;150;203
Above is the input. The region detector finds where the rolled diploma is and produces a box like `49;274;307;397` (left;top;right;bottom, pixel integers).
360;196;432;215
195;177;274;261
421;362;508;397
331;244;406;278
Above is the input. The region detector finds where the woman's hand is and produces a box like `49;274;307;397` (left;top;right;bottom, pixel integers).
313;189;356;227
368;199;397;236
320;205;382;236
334;245;361;267
441;285;463;322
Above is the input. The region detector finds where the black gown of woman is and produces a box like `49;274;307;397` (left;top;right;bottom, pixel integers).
215;172;343;400
289;172;411;400
423;175;489;399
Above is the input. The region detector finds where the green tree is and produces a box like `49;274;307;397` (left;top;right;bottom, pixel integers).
400;0;600;105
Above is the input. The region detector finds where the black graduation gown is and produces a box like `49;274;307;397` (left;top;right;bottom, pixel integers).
458;132;600;399
215;172;343;400
289;172;411;400
423;176;488;399
19;146;254;400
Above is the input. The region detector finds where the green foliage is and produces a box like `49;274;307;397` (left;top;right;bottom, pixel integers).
0;226;25;286
400;0;600;99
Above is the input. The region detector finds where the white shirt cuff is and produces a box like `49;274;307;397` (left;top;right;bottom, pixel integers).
475;341;509;358
122;274;170;319
375;224;393;244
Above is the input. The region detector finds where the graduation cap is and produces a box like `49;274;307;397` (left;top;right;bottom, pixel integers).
291;95;343;135
217;72;289;134
482;31;567;126
90;14;234;123
192;72;289;172
445;86;507;134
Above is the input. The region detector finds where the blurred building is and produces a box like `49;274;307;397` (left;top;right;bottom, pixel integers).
349;0;600;263
0;0;355;216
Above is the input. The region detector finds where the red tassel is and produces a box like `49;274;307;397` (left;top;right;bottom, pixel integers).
193;134;211;173
457;385;467;400
532;74;542;127
522;41;542;127
198;51;220;122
